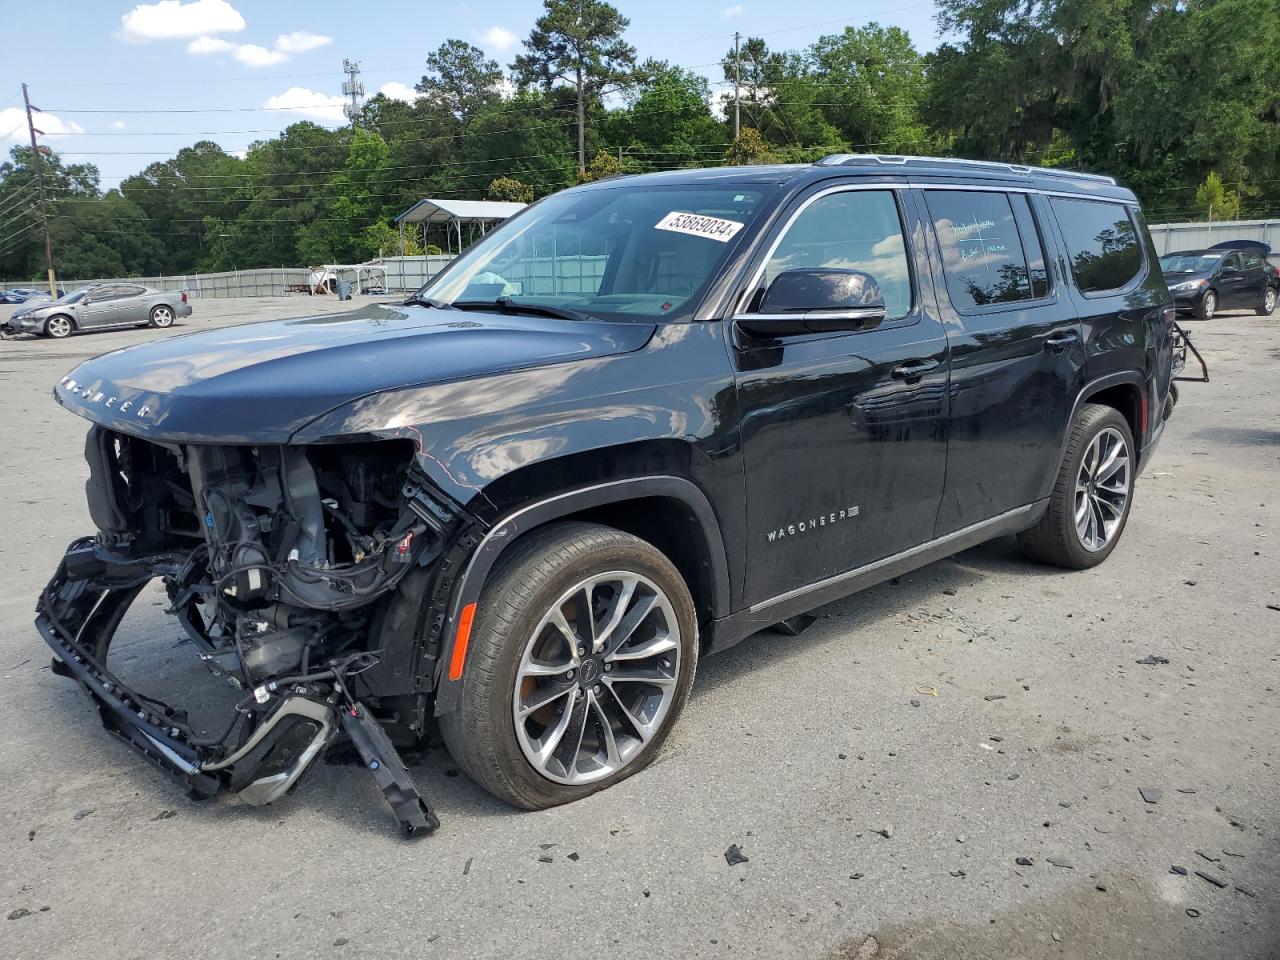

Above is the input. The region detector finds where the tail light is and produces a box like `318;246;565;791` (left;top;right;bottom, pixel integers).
181;291;189;304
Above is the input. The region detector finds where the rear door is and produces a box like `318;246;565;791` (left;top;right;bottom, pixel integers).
1239;252;1269;306
917;186;1084;533
1216;252;1251;307
112;284;149;324
730;181;950;604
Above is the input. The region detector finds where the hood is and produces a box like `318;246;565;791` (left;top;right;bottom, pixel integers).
1162;269;1211;282
53;301;655;443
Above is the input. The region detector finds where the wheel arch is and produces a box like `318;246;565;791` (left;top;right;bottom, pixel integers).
1079;377;1144;448
431;474;730;717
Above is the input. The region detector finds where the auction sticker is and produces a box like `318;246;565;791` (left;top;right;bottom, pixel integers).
654;211;745;243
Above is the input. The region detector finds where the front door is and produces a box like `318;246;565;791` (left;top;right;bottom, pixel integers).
730;184;950;606
78;285;124;328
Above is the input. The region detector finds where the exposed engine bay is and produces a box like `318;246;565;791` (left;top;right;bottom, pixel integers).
38;425;476;835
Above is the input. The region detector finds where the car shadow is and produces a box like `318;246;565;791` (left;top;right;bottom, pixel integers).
694;534;1071;698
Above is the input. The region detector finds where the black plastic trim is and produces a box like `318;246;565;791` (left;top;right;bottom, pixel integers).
432;476;730;716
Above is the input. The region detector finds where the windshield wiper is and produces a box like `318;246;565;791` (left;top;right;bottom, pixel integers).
403;294;456;309
452;298;592;322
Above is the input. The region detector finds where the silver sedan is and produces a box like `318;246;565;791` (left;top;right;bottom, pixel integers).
3;283;193;339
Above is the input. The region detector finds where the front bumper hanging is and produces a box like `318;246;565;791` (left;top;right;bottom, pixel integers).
36;538;439;836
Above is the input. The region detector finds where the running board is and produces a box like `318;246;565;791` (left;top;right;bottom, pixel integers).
707;501;1046;651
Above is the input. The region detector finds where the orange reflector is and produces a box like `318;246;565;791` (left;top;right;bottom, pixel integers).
448;603;477;681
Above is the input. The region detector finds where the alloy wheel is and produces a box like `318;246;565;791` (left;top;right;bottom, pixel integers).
1202;292;1216;319
1073;426;1130;552
512;570;681;785
46;316;72;338
152;307;174;327
1264;289;1277;314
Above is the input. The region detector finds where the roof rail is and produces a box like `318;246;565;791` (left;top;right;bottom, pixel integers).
814;154;1117;186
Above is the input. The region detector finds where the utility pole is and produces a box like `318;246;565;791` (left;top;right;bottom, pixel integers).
342;60;365;124
733;32;741;142
21;83;57;298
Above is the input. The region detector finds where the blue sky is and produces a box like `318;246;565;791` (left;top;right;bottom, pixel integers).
1;0;945;185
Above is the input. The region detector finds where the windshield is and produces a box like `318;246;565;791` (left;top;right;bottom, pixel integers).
58;286;95;304
415;183;771;322
1159;253;1222;274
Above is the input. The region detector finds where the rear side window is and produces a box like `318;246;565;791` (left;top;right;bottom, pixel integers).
925;191;1048;310
1050;198;1143;294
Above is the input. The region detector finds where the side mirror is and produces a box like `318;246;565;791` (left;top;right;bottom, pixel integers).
737;269;887;337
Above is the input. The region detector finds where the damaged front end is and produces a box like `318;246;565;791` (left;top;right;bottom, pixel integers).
38;426;475;836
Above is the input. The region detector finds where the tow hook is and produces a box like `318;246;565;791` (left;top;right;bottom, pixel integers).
340;703;440;836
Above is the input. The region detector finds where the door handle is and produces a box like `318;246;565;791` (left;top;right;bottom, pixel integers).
890;358;940;382
1044;331;1079;352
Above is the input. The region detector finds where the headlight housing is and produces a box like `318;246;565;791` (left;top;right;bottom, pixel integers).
1168;279;1207;294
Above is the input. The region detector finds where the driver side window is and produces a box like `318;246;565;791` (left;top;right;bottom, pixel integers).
761;189;912;320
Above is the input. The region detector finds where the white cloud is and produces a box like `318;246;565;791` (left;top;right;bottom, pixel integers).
233;43;287;67
186;34;234;54
185;29;331;66
275;31;332;53
119;0;245;43
263;87;347;123
721;4;744;17
0;108;85;142
379;81;424;103
112;120;127;129
479;25;519;52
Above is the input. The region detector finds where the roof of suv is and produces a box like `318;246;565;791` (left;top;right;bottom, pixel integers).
588;153;1137;203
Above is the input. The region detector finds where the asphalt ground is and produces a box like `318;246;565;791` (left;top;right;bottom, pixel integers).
0;296;1277;959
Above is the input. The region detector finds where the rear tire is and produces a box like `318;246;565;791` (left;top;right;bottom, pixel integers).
149;305;175;328
1194;290;1217;321
1018;403;1135;569
1257;286;1277;317
439;521;698;810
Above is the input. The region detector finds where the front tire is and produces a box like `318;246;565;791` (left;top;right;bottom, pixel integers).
1018;403;1135;569
149;305;175;328
1194;290;1217;321
43;315;73;339
1257;286;1277;317
439;522;698;810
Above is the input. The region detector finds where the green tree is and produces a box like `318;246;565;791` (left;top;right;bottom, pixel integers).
513;0;637;174
417;39;503;129
577;149;626;183
360;220;421;258
614;60;724;166
487;176;535;203
1194;171;1241;221
808;24;930;153
724;127;774;165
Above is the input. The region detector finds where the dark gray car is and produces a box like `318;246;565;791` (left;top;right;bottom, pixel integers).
3;283;193;339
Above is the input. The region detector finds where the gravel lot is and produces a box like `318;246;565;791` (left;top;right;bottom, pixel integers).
0;297;1277;959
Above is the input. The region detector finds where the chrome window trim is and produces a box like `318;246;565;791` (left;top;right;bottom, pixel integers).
733;182;916;318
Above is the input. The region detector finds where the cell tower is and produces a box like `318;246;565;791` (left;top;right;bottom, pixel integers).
342;59;365;123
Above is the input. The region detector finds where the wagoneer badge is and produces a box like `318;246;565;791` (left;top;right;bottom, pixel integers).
59;377;152;419
767;506;860;543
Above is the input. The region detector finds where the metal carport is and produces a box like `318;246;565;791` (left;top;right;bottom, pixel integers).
394;198;527;256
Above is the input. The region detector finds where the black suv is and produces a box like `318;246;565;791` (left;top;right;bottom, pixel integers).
38;155;1177;833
